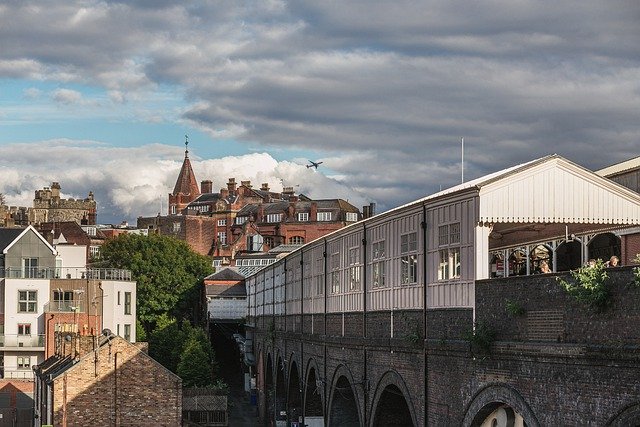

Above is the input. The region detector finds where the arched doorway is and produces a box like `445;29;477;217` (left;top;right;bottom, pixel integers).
508;249;527;276
588;233;621;262
372;384;415;426
304;366;324;424
556;240;582;271
288;361;303;425
328;375;360;426
530;244;553;273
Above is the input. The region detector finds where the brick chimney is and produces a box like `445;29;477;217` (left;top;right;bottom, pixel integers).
201;180;212;194
227;178;237;192
310;202;318;221
261;183;270;191
220;188;229;198
241;180;252;188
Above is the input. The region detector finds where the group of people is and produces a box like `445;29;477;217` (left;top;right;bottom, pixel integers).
586;256;620;268
536;255;620;274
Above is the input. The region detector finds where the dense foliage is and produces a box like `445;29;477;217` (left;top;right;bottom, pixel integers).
557;259;610;311
98;233;213;334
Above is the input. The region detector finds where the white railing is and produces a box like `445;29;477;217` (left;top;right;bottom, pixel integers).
44;300;86;313
0;334;46;348
1;267;132;281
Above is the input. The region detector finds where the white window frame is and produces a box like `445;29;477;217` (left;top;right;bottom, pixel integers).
235;216;247;225
266;213;282;223
17;356;31;370
171;205;177;215
217;231;227;245
289;236;305;245
217;219;227;227
298;212;309;222
18;323;31;335
348;247;361;291
173;222;181;233
346;212;358;222
438;222;461;281
372;240;386;288
330;252;340;294
18;290;37;313
317;212;332;221
400;233;418;285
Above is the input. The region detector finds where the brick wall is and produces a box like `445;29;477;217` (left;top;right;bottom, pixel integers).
52;336;182;426
621;234;640;266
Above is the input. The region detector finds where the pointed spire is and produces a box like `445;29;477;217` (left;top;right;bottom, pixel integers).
172;137;200;198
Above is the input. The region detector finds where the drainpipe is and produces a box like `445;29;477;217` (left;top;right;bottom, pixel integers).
322;238;328;424
422;203;429;426
114;350;122;427
362;222;368;426
299;250;304;427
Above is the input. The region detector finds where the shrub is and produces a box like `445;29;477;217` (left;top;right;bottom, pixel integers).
505;299;525;317
464;322;495;355
557;260;610;311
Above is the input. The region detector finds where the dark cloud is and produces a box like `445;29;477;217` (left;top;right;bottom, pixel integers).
1;1;639;218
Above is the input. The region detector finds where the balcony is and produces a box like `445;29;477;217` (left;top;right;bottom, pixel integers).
44;300;86;313
0;334;45;349
0;267;133;281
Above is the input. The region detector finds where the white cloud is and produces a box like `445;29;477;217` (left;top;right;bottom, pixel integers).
51;88;84;105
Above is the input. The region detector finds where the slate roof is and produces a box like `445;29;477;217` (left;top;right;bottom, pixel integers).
0;228;23;252
204;267;245;282
205;282;247;297
173;152;200;197
39;221;93;244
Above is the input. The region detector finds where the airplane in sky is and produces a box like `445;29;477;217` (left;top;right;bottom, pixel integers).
306;160;323;169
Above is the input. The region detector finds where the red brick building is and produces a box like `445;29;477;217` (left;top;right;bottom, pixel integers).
34;333;181;426
138;146;365;263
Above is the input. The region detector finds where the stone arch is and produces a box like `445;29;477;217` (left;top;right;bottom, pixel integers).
287;360;303;424
304;358;324;423
327;365;363;426
274;355;288;425
462;384;540;427
607;402;640;426
369;370;417;427
264;352;275;424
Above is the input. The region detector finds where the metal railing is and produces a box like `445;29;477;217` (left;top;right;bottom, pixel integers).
0;267;132;281
0;334;45;348
44;300;86;313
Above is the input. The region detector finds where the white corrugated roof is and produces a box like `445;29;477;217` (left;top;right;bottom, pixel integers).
596;156;640;177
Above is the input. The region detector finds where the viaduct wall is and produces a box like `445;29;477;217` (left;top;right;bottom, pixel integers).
251;268;640;426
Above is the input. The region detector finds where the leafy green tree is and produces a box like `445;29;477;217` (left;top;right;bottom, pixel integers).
149;315;186;372
177;333;215;387
98;233;213;334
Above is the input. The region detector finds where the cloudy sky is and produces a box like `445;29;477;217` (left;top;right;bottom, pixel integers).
1;1;639;223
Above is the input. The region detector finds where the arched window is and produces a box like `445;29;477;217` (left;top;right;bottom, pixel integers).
289;236;305;245
530;244;553;273
508;249;527;276
489;252;505;278
587;233;621;262
556;240;582;271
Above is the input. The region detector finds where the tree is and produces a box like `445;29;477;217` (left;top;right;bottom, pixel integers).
177;335;214;387
0;193;5;206
98;233;213;335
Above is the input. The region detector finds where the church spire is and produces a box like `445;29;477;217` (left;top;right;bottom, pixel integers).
169;136;201;214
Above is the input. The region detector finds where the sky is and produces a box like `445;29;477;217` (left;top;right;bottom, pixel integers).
1;1;639;224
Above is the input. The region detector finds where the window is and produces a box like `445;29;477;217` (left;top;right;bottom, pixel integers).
235;216;247;225
317;212;332;221
23;258;38;278
315;256;324;296
18;291;37;313
173;222;181;232
124;292;132;315
264;237;274;248
54;290;73;302
266;213;282;223
83;226;97;236
346;212;358;222
17;324;31;335
297;212;309;222
217;232;227;245
117;324;120;336
330;253;340;294
372;241;386;288
217;219;226;226
17;356;31;369
117;291;121;305
289;236;305;245
438;222;462;281
348;247;360;291
89;246;100;259
400;233;417;284
171;205;176;215
124;324;131;342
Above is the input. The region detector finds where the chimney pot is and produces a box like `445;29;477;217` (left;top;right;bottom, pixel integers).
201;180;213;194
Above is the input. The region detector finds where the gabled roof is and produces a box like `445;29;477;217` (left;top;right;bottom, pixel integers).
204;267;245;282
596;156;640;178
172;151;200;198
1;225;56;255
39;221;91;244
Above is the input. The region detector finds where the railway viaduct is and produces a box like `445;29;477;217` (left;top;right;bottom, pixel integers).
249;267;640;426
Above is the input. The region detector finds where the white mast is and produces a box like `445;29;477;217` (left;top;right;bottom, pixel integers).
461;137;464;183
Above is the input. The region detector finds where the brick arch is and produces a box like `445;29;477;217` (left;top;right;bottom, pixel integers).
327;364;363;426
607;402;640;426
303;357;325;421
369;370;417;427
462;383;540;427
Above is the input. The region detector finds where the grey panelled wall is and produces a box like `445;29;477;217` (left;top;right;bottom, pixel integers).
4;228;56;270
426;192;479;308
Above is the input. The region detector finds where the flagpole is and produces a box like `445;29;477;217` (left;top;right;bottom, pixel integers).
461;137;464;184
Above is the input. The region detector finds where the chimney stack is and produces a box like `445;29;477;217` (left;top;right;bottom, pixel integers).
201;180;212;194
261;183;270;191
227;178;237;192
241;180;252;188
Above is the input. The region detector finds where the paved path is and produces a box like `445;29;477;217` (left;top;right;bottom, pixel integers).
227;381;260;426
